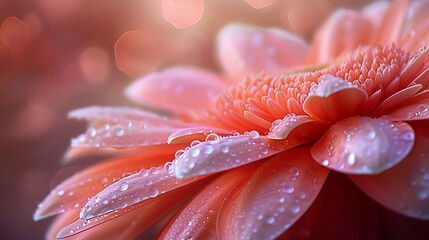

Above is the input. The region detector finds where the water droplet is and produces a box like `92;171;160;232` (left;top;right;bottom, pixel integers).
146;186;159;198
249;130;259;139
322;159;330;166
58;190;65;196
289;167;300;177
282;185;295;194
366;131;376;140
278;197;285;203
120;183;128;191
347;153;356;165
175;149;185;159
190;148;200;158
140;169;148;176
221;145;229;154
203;145;214;155
114;127;125;137
266;217;275;224
290;205;301;214
418;105;428;116
102;200;109;205
164;162;173;174
190;140;201;147
88;127;97;137
400;132;415;142
259;147;268;155
205;133;220;143
257;213;264;220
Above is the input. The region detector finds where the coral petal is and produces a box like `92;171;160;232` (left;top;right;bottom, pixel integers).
311;117;415;174
375;0;408;45
399;46;429;89
351;127;429;219
217;24;308;79
173;132;303;179
0;16;30;53
303;74;368;121
125;67;226;113
161;0;204;29
159;166;255;240
79;165;199;220
267;115;330;141
218;147;329;240
167;127;233;144
33;155;168;220
390;98;429;121
373;83;422;116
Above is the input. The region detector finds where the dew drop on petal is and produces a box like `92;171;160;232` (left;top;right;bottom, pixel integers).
119;183;129;191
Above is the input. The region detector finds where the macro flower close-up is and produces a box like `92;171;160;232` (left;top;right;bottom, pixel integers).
25;0;429;239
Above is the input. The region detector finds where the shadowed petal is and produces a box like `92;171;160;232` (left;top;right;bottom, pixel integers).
311;117;415;174
173;131;303;179
125;67;226;113
167;127;233;144
351;126;429;220
218;147;329;240
80;165;200;220
303;74;368;121
267;114;330;141
159;165;255;240
0;16;30;53
33;155;169;220
373;83;422;116
161;0;204;29
217;24;308;79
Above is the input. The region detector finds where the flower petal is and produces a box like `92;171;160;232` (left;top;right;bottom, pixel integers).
267;114;330;141
303;74;368;121
173;131;303;179
373;83;422;116
311;117;415;174
373;0;408;45
0;16;30;53
125;67;226;113
399;46;429;89
217;24;308;79
167;127;233;144
56;186;194;239
33;155;169;220
217;147;329;240
350;126;429;220
161;0;204;29
79;165;199;220
389;98;429;121
159;165;255;240
69;106;190;128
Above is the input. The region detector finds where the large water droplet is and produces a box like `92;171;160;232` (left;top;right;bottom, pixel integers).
221;145;229;154
282;185;295;194
249;130;260;139
120;183;128;191
346;152;356;165
190;148;200;158
146;186;159;198
203;145;214;155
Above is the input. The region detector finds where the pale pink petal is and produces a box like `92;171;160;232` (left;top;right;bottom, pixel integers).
69;106;191;128
125;67;226;113
351;127;429;219
56;186;195;239
161;0;204;29
217;24;308;79
173;131;303;179
159;166;255;240
360;1;390;40
70;123;177;148
373;0;408;45
167;127;233;144
267;114;330;141
218;147;329;240
311;117;415;174
0;16;30;53
307;9;371;63
303;74;368;121
79;165;200;220
390;99;429;121
33;155;168;220
373;83;422;116
245;0;277;9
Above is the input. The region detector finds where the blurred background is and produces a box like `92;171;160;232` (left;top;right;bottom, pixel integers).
0;0;372;239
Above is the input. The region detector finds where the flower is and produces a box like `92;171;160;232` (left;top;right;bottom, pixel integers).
35;1;429;239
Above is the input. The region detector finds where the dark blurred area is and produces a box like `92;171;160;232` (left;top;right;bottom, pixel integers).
0;0;372;239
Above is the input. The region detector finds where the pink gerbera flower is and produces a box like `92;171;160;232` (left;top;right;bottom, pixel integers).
35;1;429;239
